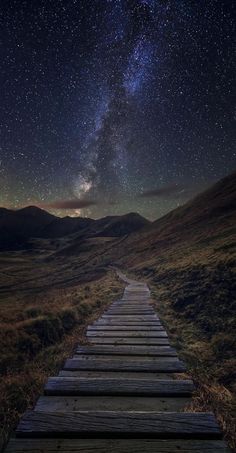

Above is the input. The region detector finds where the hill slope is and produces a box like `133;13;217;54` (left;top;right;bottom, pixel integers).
105;172;236;447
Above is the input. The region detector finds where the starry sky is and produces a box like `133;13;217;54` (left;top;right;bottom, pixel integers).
1;0;235;219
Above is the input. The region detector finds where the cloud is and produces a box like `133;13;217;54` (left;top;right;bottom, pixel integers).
42;199;97;210
139;184;187;198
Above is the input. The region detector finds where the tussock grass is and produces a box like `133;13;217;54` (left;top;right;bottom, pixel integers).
147;256;236;450
0;270;123;451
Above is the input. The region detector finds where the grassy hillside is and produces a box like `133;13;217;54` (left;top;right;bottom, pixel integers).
108;172;236;449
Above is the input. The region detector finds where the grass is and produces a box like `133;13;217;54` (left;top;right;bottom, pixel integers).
0;267;123;451
129;247;236;450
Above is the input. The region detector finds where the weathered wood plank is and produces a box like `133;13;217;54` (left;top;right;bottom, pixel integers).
106;307;154;311
5;438;230;452
105;311;156;315
109;309;152;312
86;331;168;337
94;322;163;326
111;305;151;308
112;302;151;306
109;302;152;306
73;354;176;361
88;338;170;345
120;295;150;297
102;313;158;317
95;317;161;324
16;411;222;438
110;301;151;305
63;358;186;372
59;371;175;379
44;377;194;396
98;321;161;325
76;346;177;356
87;326;165;332
101;316;159;321
94;320;162;325
36;395;191;412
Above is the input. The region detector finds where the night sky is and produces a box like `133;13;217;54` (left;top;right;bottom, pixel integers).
1;1;235;219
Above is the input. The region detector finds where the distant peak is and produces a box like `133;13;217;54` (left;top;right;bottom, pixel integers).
17;205;56;218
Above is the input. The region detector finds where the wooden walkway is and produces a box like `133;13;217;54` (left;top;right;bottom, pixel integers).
6;271;230;452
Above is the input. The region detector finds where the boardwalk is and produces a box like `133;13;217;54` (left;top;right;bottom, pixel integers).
6;271;229;452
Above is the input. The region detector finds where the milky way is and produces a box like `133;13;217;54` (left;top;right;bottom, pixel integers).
1;0;235;219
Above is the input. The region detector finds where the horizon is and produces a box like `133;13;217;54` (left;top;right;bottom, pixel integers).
2;169;235;221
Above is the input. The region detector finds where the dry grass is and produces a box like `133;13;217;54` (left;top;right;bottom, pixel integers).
147;259;236;451
0;267;123;451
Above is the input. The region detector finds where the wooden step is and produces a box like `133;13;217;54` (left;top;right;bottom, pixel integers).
94;322;163;326
111;302;151;306
59;371;176;379
122;294;150;297
16;411;222;438
44;377;194;396
87;326;165;332
104;308;155;316
74;354;176;361
6;438;230;452
76;346;177;356
106;307;154;311
101;316;159;321
86;331;168;338
110;308;152;311
36;395;191;412
88;338;170;345
94;320;162;325
63;358;186;372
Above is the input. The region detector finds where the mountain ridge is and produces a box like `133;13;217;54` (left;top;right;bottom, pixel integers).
0;206;151;250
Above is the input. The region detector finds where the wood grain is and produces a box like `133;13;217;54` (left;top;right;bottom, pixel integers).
87;326;165;331
94;321;162;326
63;358;186;372
44;377;194;396
16;411;222;438
76;345;177;356
101;316;160;321
88;338;170;345
86;331;168;338
36;395;191;412
6;438;230;452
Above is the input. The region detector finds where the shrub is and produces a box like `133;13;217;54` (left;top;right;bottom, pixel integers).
76;302;92;319
23;316;64;347
59;308;77;332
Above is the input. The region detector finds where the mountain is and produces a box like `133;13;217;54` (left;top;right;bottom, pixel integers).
89;212;150;237
0;206;56;250
0;205;150;250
